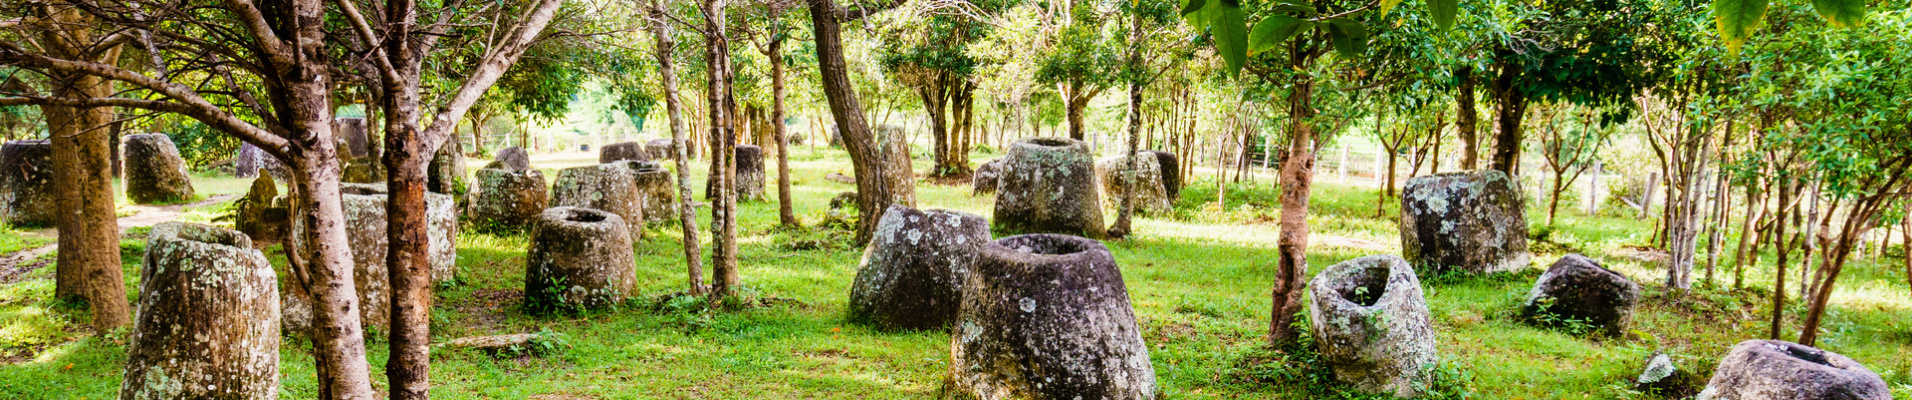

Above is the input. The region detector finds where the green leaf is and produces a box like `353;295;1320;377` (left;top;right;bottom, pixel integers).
1213;1;1249;77
1712;0;1767;52
1426;0;1458;30
1180;0;1207;16
1380;0;1404;15
1270;2;1316;15
1249;15;1304;55
1810;0;1865;28
1182;0;1216;31
1326;18;1368;59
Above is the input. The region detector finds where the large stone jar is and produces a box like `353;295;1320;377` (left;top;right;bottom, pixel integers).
735;144;767;201
1096;154;1172;215
1521;254;1640;336
1697;340;1890;400
121;222;278;400
600;141;650;163
1307;255;1438;398
1399;170;1531;274
0;140;56;226
552;163;643;236
526;207;637;312
992;137;1104;238
972;158;1006;196
846;205;991;331
467;167;548;230
947;234;1156;400
624;161;679;225
123;133;197;204
1143;150;1181;200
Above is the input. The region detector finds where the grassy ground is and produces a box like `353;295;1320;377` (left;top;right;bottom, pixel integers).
0;146;1907;399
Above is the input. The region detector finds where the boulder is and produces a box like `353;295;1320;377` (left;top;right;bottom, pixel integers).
872;124;917;206
0;140;56;226
948;234;1156;400
552;163;644;237
1636;353;1700;398
124;133;197;204
467;167;548;230
1399;170;1531;274
1697;340;1890;400
429;135;468;195
644;138;677;160
992;137;1104;238
122;222;278;400
336;117;371;158
971;158;1005;196
1307;255;1438;398
1143;150;1180;200
235;142;264;178
1096;154;1172;215
526;207;637;312
493;146;531;171
623;162;678;225
1522;254;1640;336
736;144;767;201
600;141;650;163
846;205;990;331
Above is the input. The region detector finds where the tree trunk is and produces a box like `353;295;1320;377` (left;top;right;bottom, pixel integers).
1733;183;1765;289
1108;12;1142;239
1455;66;1478;170
704;0;741;297
770;38;798;227
1269;42;1319;345
1065;88;1090;141
650;0;706;294
40;10;129;332
1488;63;1526;175
806;0;905;244
1769;179;1793;340
289;151;378;400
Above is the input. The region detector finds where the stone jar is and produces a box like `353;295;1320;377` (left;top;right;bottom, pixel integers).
1307;255;1438;398
992;137;1104;238
847;205;991;331
1697;340;1890;400
735;144;767;201
1096;154;1172;215
1142;150;1180;200
0;140;56;226
623;161;679;225
600;141;650;163
122;222;278;400
1522;254;1640;336
124;133;197;204
526;207;637;312
1400;170;1531;274
971;158;1006;196
467;167;548;230
947;234;1156;400
552;163;644;236
492;146;531;171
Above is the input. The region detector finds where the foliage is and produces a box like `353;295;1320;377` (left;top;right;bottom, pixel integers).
163;120;243;170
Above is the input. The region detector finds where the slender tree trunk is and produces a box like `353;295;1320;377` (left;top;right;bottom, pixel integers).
1455;66;1478;170
1065;88;1090;140
1769;179;1794;340
1270;43;1319;345
806;0;904;244
771;38;798;227
1109;12;1142;238
703;0;741;297
1733;183;1766;289
37;10;129;332
650;0;706;294
1488;63;1526;175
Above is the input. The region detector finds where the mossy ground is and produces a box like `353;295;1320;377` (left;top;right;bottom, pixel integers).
0;146;1907;399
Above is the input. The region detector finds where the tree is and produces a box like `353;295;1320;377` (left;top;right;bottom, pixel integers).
647;0;709;295
1034;3;1119;141
805;0;912;244
1534;104;1608;226
742;0;806;227
875;0;998;178
1108;0;1184;238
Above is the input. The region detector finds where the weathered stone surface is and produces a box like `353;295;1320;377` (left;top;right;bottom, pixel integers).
526;207;636;311
1307;255;1438;398
736;144;767;201
825;172;856;184
621;162;678;225
1143;150;1180;200
971;158;1005;196
1698;340;1890;400
494;146;532;171
124;133;197;204
235;143;264;178
948;234;1156;400
1399;170;1531;274
1522;254;1640;336
286;183;460;332
992;137;1104;238
599;141;650;163
336;117;370;158
644;139;677;160
123;222;277;400
341;156;384;184
847;205;990;331
552;163;643;236
1096;155;1172;215
429;135;468;195
1637;352;1700;398
872;124;917;206
234;175;288;248
467;167;548;230
0;140;56;226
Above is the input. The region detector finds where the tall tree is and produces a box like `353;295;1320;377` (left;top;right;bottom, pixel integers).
704;0;743;297
805;0;911;243
648;0;709;295
1034;3;1118;141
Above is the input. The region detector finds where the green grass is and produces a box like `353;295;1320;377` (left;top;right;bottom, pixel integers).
1;146;1908;399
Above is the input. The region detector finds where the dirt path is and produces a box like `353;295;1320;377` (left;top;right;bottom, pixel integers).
0;194;239;279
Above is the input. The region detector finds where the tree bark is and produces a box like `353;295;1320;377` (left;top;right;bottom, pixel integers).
1488;63;1526;175
1455;66;1478;170
37;9;129;331
1108;11;1142;239
704;0;741;297
805;0;906;244
1769;178;1794;340
650;0;706;294
770;38;798;228
1064;85;1092;141
1269;41;1319;345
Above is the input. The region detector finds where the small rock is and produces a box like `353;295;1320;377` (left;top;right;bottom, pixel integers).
825;172;856;184
1522;254;1640;336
